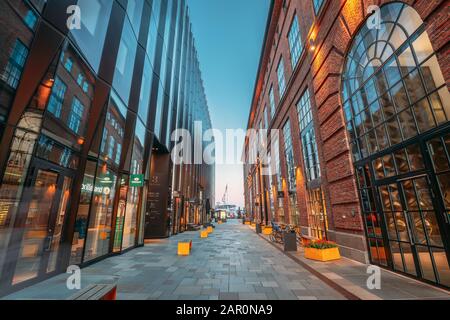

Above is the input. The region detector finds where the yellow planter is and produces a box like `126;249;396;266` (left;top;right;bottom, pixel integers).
200;230;208;238
218;221;223;224
262;227;272;235
245;222;251;225
178;241;192;256
207;226;213;233
304;247;341;262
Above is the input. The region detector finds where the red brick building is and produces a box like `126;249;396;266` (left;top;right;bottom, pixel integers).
243;0;449;288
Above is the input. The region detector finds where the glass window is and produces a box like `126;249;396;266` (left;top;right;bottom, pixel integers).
24;9;38;30
342;2;448;158
83;163;118;262
283;120;296;191
277;58;286;96
297;88;313;131
71;0;113;72
297;89;320;182
263;106;268;129
47;77;67;118
2;39;29;89
68;98;85;134
269;86;275;116
113;19;138;106
126;0;144;37
70;160;97;265
288;15;303;68
64;58;73;72
313;0;325;15
138;57;153;124
100;91;127;168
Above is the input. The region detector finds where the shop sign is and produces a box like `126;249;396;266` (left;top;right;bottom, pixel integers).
130;174;145;187
100;174;114;186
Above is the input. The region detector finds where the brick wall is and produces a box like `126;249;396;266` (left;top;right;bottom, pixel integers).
245;0;449;262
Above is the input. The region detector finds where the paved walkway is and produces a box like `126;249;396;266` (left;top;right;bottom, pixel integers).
256;227;450;300
3;220;449;300
4;220;344;300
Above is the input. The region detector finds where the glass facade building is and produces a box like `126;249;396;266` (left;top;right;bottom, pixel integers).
0;0;214;296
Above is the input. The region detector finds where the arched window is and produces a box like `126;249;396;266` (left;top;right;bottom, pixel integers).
341;2;450;288
341;2;449;161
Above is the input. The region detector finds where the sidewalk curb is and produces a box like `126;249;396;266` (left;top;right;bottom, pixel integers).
256;232;361;300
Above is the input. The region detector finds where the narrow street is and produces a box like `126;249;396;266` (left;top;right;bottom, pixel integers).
4;220;450;300
4;220;344;300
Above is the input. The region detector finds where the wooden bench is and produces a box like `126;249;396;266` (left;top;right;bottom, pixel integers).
68;284;117;300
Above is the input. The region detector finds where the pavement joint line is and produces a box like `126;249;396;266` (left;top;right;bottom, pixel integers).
254;230;360;300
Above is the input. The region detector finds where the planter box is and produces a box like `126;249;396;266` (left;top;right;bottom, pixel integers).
178;241;192;256
207;226;213;233
200;230;208;238
304;247;341;262
245;221;251;225
262;227;272;235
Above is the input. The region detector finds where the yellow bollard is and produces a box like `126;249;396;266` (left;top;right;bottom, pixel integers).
200;230;208;238
262;227;273;235
178;241;192;256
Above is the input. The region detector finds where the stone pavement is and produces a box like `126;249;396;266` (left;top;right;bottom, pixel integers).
255;226;450;300
3;220;449;300
3;220;345;300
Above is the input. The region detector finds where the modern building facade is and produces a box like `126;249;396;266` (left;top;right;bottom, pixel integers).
0;0;214;296
243;0;450;288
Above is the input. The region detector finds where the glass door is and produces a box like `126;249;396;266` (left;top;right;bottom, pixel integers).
12;161;73;285
379;174;450;287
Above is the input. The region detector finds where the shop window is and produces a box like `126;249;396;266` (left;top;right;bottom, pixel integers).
307;188;328;239
83;163;118;262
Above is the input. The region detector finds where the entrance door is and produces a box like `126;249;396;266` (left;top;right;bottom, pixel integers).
11;160;73;286
378;174;450;287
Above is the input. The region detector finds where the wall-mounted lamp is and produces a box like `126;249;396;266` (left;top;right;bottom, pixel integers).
309;38;316;51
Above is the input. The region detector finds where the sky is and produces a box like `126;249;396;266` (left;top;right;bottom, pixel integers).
187;0;271;208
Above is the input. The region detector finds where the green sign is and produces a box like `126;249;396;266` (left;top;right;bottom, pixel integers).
130;174;145;187
100;174;114;186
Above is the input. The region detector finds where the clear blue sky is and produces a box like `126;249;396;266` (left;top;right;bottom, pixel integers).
187;0;270;207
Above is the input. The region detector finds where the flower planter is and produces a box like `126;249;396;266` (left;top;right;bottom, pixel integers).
304;247;341;262
262;227;272;235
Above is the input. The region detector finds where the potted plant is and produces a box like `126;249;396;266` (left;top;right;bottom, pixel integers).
304;240;341;262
